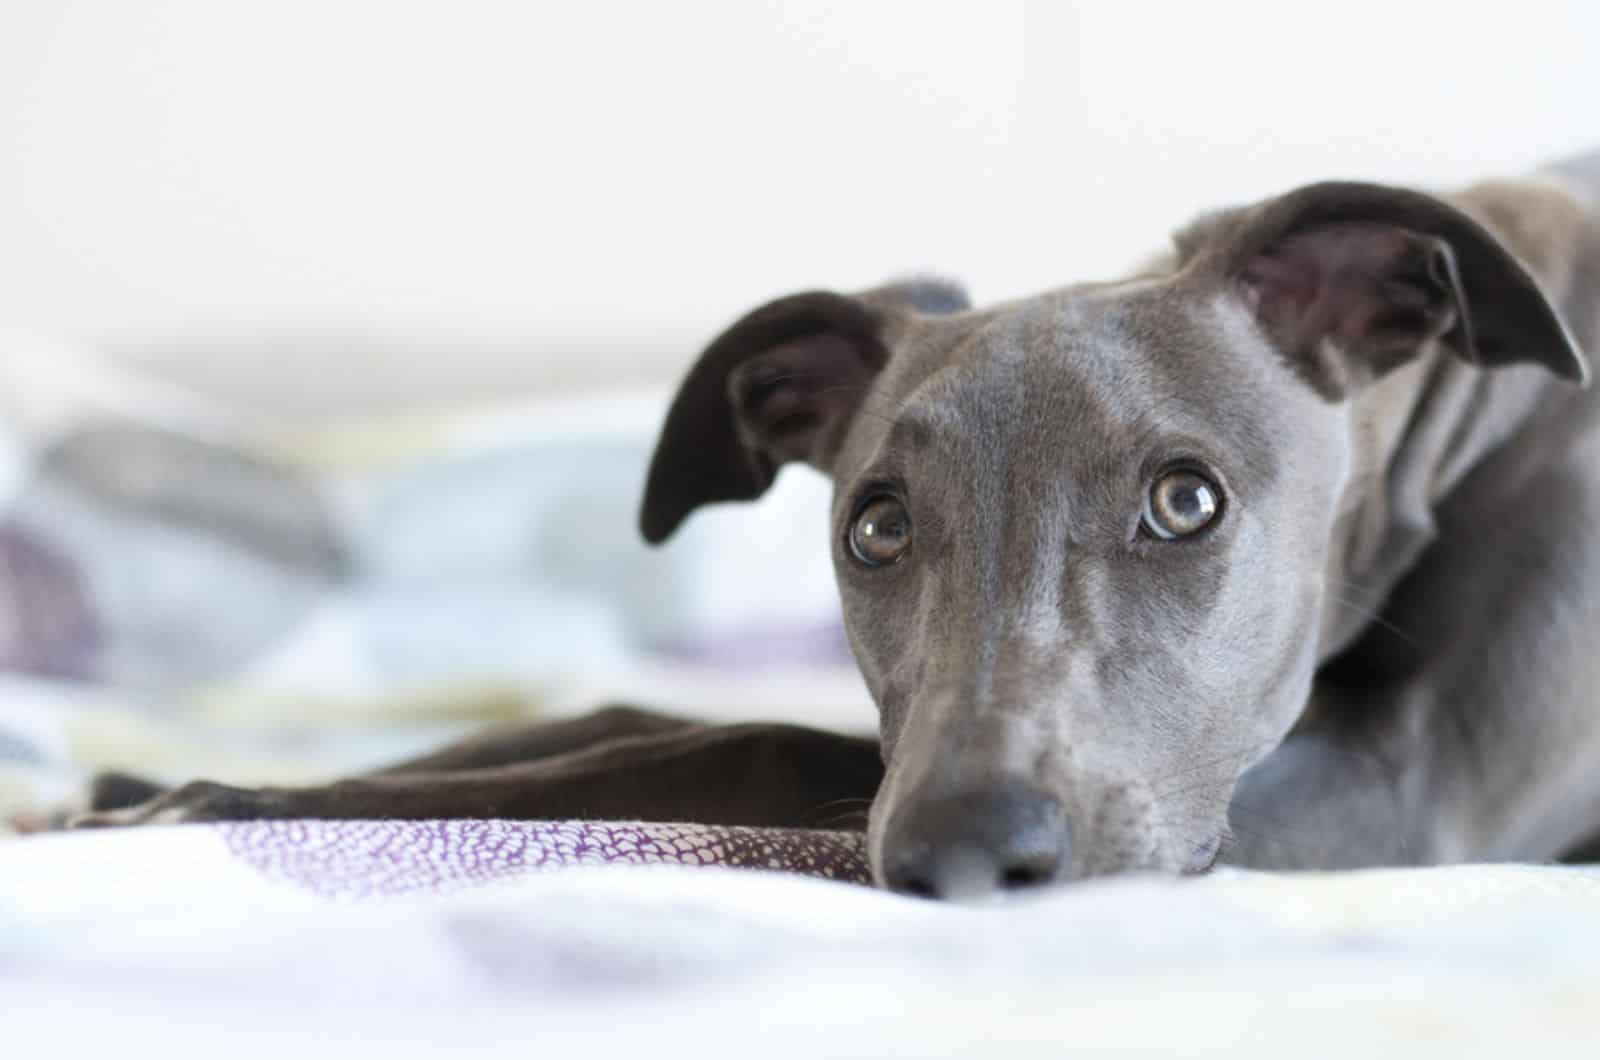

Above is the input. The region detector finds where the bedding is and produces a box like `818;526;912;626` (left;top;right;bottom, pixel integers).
5;823;1600;1057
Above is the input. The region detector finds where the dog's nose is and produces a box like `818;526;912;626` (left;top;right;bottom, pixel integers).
880;782;1071;900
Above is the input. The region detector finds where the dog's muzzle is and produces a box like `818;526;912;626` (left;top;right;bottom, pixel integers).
877;779;1072;900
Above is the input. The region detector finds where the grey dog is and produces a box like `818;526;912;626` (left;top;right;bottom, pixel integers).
79;151;1600;901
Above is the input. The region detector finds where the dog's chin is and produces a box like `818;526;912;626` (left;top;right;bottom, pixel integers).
863;787;1229;892
862;828;1228;893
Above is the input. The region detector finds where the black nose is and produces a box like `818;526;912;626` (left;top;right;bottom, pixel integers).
880;782;1071;900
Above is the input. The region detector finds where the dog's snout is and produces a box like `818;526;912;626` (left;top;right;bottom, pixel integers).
880;782;1071;900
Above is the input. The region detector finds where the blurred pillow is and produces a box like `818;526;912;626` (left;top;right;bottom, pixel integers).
0;333;851;699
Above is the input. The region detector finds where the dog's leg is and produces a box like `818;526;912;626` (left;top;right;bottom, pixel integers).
1222;710;1419;869
1227;465;1600;870
73;722;884;830
365;704;696;775
77;704;697;816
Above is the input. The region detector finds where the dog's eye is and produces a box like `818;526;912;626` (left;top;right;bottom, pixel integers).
1142;470;1220;540
849;495;912;567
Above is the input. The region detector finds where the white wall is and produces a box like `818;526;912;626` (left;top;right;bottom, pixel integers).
2;1;1598;415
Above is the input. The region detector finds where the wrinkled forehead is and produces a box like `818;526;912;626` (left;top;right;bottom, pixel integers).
860;284;1286;490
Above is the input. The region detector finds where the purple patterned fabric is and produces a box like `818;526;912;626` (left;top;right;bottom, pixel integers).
222;819;871;899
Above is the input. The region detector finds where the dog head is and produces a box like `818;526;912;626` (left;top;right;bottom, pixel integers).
639;182;1586;898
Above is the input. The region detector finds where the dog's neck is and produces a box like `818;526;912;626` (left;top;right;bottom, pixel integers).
1319;348;1561;661
1318;175;1600;663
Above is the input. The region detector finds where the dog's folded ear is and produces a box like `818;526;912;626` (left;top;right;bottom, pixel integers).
1180;182;1588;398
639;279;967;543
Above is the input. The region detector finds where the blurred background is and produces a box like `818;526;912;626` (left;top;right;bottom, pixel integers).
2;0;1599;814
6;1;1600;415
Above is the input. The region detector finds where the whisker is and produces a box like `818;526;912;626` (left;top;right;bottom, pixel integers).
1326;590;1418;647
1149;739;1281;797
812;808;872;831
804;796;875;817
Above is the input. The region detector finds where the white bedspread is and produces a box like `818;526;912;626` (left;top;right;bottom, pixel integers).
5;823;1598;1059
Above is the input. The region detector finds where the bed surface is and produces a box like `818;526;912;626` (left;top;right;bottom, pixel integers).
7;821;1600;1058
